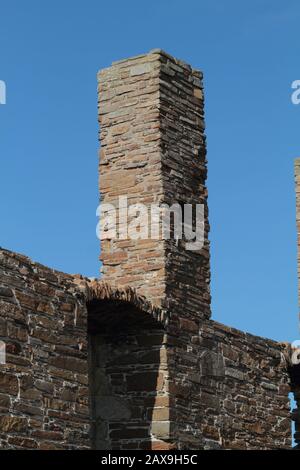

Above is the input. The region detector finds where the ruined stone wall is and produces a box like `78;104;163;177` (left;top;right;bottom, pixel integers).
0;247;175;451
98;50;210;320
0;248;90;449
88;301;291;449
166;319;291;449
0;248;292;450
96;50;292;450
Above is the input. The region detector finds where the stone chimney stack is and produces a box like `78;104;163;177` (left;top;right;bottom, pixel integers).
98;50;211;320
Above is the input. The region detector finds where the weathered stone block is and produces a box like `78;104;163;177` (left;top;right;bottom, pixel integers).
127;372;164;392
0;286;13;297
151;421;171;439
0;371;19;395
96;397;131;421
0;416;27;432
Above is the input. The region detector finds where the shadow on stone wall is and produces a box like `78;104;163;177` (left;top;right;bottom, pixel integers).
87;299;167;450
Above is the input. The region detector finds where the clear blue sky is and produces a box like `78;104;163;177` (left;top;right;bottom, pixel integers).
0;0;299;342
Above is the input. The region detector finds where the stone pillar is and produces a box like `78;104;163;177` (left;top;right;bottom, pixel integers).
293;158;300;448
98;50;211;320
295;159;300;311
